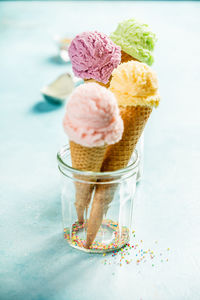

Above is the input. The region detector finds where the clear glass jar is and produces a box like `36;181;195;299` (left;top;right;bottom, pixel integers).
57;145;139;253
136;133;144;182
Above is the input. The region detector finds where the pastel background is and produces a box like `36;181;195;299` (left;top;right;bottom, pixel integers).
0;1;200;300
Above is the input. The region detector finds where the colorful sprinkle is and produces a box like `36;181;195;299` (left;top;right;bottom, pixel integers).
64;225;170;268
64;219;129;252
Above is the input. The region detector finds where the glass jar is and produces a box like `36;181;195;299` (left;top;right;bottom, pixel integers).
57;145;139;253
136;133;144;182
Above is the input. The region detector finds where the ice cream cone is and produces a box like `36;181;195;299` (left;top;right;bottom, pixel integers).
77;77;112;218
70;141;107;223
63;83;123;224
85;61;160;248
86;105;152;247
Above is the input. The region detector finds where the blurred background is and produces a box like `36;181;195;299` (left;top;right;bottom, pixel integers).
1;1;200;300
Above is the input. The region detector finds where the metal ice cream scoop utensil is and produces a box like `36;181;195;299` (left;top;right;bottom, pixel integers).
41;73;83;104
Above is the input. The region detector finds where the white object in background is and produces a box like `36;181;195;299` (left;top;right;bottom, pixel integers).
136;132;144;183
41;72;84;104
54;35;72;63
41;73;75;104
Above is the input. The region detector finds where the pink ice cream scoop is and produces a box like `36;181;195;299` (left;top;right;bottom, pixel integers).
63;83;124;147
68;31;121;84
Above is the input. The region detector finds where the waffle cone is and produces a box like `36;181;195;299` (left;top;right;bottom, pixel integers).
121;50;138;63
86;105;152;248
84;78;111;89
101;106;152;170
70;141;106;223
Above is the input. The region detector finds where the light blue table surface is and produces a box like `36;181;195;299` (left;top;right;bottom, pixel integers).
1;1;200;300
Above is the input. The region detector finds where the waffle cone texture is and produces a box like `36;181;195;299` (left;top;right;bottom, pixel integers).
70;141;106;223
84;78;111;88
86;105;152;247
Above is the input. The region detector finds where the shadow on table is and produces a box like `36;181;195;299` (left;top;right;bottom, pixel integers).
14;233;99;299
7;190;102;299
31;101;62;114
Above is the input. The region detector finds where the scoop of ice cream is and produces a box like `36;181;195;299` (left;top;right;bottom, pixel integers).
63;83;124;147
110;18;157;65
109;61;160;107
68;31;121;84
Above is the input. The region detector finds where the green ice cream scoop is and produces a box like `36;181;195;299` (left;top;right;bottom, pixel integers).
110;18;157;65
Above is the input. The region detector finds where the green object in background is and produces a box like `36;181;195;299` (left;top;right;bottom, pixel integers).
110;18;157;65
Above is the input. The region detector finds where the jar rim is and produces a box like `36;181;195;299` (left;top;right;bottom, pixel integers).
57;145;139;178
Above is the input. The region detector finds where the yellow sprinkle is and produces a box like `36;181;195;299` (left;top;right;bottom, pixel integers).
103;253;106;256
167;248;170;251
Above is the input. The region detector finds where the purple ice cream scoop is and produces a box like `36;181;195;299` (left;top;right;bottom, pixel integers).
68;31;121;84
